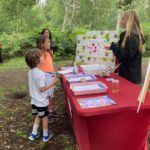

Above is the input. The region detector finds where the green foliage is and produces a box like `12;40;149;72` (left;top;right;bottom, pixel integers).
142;22;150;56
53;27;87;57
0;27;87;59
77;0;117;30
53;32;76;57
0;32;36;58
16;129;26;137
64;146;76;150
0;33;24;58
39;142;47;149
117;0;133;10
0;57;27;70
0;0;150;58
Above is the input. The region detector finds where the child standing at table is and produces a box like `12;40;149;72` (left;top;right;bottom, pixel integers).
36;35;55;113
25;49;57;142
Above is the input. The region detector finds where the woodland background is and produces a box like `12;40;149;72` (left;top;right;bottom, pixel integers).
0;0;150;59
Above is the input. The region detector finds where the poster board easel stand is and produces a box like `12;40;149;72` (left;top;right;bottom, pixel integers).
137;58;150;113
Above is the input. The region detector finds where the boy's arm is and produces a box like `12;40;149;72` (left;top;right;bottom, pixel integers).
39;78;57;92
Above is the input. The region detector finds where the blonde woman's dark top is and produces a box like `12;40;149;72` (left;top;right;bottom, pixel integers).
110;31;145;84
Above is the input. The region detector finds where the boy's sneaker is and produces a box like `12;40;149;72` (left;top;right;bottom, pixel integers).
42;130;54;142
29;133;38;141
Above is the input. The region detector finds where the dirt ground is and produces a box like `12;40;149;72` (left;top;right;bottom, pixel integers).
0;63;149;150
0;68;78;150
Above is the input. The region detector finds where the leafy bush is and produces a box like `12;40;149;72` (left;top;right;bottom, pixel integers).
0;32;36;59
19;32;37;54
0;27;87;59
53;27;87;58
1;25;149;60
0;33;23;58
53;31;76;58
53;32;75;57
142;22;150;56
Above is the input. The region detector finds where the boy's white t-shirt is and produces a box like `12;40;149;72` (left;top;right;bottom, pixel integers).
28;67;48;107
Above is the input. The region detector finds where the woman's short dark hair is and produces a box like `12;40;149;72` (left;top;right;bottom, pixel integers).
25;48;43;69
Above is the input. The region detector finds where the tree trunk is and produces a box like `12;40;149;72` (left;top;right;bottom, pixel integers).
90;0;96;30
62;0;70;32
68;0;78;33
116;9;122;32
144;0;149;9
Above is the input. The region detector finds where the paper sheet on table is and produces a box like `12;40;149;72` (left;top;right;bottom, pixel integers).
72;84;100;92
58;69;73;74
81;64;106;71
68;76;93;82
61;66;74;70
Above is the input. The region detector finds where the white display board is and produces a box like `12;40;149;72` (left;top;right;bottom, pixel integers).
75;31;118;67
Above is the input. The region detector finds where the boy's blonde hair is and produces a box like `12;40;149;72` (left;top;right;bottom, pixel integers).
121;10;144;52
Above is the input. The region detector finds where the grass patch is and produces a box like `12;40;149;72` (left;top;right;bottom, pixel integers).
0;56;149;70
0;56;77;150
64;146;77;150
142;57;149;65
54;59;73;68
0;88;6;98
5;85;27;97
38;142;47;150
0;57;27;71
0;111;4;117
16;129;27;138
27;112;33;119
0;56;73;72
63;135;70;145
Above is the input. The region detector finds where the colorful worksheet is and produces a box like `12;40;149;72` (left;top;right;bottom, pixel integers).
78;96;116;109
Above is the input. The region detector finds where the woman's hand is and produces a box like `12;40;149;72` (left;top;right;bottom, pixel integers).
104;44;111;50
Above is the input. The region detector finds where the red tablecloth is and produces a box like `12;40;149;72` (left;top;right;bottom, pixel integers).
62;73;150;150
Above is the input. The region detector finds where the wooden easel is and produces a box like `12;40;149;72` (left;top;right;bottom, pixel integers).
137;58;150;113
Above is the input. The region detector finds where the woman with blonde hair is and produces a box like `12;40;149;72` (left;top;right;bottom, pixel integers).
106;10;145;84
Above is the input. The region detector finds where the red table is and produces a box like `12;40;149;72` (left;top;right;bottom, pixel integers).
62;74;150;150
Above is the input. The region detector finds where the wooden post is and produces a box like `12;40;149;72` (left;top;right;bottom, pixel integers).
137;58;150;113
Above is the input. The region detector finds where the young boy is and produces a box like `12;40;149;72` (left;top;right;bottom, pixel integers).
25;48;57;142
